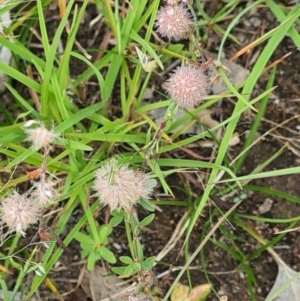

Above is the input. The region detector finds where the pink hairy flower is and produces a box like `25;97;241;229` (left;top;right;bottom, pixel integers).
93;160;154;211
155;4;194;41
165;65;209;109
0;191;40;235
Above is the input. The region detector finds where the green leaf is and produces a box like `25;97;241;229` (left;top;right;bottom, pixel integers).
6;148;36;169
99;225;112;243
109;215;124;227
124;264;135;277
146;179;157;189
133;262;141;272
134;238;144;264
111;209;122;216
80;248;90;259
87;252;97;271
119;256;133;265
133;226;140;236
142;257;155;271
63;139;93;151
71;51;105;101
111;266;126;276
167;43;184;54
74;232;95;245
80;243;94;252
138;214;155;228
0;279;9;301
9;258;22;270
139;199;155;212
98;246;116;264
130;30;164;70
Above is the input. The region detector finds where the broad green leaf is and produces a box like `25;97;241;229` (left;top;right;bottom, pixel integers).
87;252;97;271
109;215;124;227
124;264;135;277
98;246;116;264
74;232;95;245
146;179;157;189
133;262;141;272
99;225;112;243
142;257;155;271
111;267;126;276
139;199;155;212
119;256;133;265
80;243;94;252
138;214;155;228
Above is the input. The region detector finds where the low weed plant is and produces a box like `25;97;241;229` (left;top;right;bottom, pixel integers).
0;0;300;300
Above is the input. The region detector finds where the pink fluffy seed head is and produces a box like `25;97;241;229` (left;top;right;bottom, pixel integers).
0;191;40;235
93;162;153;212
155;4;194;41
165;65;209;109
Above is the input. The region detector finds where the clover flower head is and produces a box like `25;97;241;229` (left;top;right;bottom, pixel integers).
93;159;154;211
155;4;194;41
29;180;58;207
0;191;40;236
22;120;60;151
165;65;209;109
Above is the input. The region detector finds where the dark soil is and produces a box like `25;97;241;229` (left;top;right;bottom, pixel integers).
3;1;300;301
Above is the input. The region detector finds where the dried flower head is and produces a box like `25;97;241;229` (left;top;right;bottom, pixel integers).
155;4;194;41
0;191;40;235
22;120;60;151
93;159;154;211
29;180;58;207
165;65;209;109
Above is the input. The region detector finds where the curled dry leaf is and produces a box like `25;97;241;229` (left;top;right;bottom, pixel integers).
265;254;300;301
81;266;125;300
171;282;211;301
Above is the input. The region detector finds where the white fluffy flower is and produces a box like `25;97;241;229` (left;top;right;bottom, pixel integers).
22;121;60;151
0;191;40;235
